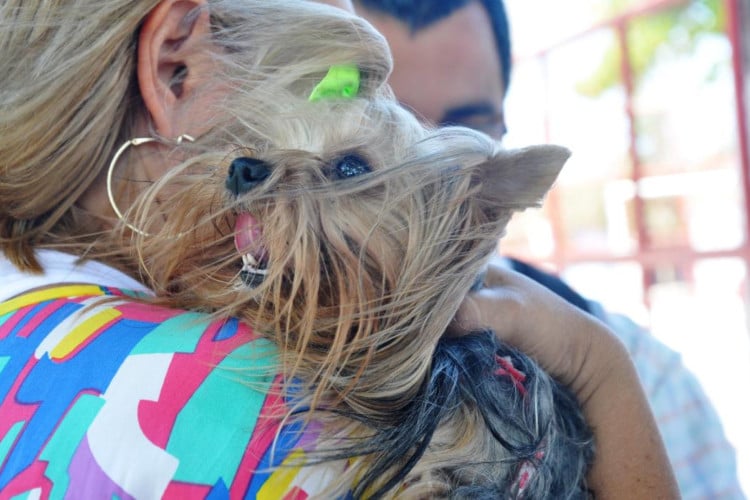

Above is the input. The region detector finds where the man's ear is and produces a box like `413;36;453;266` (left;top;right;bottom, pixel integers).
138;0;210;137
474;145;570;210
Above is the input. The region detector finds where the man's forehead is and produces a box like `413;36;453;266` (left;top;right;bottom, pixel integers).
363;2;505;128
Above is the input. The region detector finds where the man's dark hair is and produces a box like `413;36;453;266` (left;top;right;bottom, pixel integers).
356;0;512;91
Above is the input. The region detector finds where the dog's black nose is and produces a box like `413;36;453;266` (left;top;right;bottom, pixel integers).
226;157;271;195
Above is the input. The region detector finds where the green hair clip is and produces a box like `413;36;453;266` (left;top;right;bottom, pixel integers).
308;64;360;102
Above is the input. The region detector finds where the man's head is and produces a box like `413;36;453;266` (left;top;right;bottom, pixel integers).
355;0;511;139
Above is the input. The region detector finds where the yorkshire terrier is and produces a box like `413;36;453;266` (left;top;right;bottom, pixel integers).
128;2;594;497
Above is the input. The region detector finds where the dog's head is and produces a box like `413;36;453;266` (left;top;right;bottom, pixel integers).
121;3;578;490
133;93;575;495
116;0;567;407
213;97;569;403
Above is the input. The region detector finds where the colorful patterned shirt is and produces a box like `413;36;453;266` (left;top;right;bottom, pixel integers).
0;283;334;499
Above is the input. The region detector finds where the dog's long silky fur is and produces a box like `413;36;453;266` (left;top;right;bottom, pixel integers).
120;1;594;497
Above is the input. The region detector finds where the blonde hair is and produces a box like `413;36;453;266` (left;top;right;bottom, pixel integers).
0;0;390;272
0;0;161;270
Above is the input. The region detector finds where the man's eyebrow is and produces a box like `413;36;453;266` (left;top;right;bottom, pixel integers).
439;102;498;125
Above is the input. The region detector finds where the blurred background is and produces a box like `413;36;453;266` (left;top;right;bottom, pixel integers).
502;0;749;491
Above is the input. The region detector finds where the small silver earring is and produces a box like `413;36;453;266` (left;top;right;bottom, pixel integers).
106;134;194;236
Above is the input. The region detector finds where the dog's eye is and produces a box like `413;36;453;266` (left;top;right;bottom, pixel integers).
333;153;371;179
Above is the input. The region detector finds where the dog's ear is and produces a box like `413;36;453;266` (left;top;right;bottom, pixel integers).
474;144;570;210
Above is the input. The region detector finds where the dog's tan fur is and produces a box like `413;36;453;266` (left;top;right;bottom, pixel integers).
119;1;578;496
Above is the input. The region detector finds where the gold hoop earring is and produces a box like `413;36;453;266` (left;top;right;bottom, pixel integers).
106;134;194;236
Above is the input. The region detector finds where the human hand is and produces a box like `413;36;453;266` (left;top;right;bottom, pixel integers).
451;260;680;497
450;260;630;403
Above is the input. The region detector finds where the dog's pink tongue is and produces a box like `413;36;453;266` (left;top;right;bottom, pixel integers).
234;213;263;255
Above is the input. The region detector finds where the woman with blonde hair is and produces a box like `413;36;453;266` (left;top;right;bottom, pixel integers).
0;0;677;497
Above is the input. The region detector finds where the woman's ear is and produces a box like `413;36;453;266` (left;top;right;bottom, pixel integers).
138;0;210;138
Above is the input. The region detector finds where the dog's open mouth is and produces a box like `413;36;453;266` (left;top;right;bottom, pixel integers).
234;212;268;287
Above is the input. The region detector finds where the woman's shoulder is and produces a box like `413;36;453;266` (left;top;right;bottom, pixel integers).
0;284;308;498
0;283;266;361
